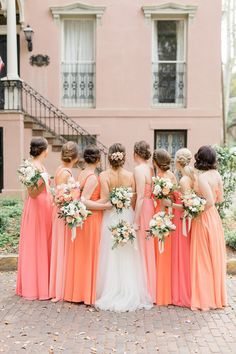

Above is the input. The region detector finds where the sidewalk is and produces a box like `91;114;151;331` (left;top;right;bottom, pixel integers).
0;272;235;354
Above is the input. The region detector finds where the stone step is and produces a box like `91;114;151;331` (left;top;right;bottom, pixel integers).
52;143;63;152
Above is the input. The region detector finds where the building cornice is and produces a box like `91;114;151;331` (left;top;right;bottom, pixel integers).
142;3;198;20
50;2;106;23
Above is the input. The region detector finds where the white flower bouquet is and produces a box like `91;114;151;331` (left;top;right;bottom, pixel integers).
152;176;175;200
109;187;133;213
109;220;136;250
53;177;80;208
58;200;92;240
147;211;176;253
181;192;206;218
17;159;43;188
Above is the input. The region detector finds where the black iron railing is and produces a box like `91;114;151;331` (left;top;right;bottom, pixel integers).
152;62;186;106
0;79;108;167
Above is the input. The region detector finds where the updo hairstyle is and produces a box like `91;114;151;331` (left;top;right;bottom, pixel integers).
61;141;79;163
30;137;48;157
153;148;171;171
108;143;126;169
134;141;151;160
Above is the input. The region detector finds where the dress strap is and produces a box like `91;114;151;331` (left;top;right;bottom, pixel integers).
81;173;96;189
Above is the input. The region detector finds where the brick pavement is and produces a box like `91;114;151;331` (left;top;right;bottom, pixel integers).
0;272;235;354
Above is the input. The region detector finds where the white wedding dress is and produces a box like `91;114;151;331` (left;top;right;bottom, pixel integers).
95;207;153;312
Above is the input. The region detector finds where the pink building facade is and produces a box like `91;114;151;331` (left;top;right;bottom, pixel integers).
0;0;222;195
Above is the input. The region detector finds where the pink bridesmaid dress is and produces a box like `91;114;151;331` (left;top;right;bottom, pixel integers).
64;174;102;304
49;168;73;301
171;190;191;307
138;183;156;302
16;174;52;300
190;188;227;310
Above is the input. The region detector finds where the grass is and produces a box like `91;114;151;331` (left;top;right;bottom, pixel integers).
0;198;23;254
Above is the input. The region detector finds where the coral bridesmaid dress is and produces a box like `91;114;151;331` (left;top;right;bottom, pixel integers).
154;172;172;306
190;188;227;311
64;174;102;305
171;190;191;307
49;168;73;301
16;173;52;300
138;183;156;302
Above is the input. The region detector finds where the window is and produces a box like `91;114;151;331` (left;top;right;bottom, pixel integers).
62;134;96;152
154;130;187;160
152;20;186;107
61;19;95;108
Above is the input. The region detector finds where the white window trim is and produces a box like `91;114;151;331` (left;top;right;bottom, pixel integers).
151;17;188;109
50;2;106;24
142;3;198;21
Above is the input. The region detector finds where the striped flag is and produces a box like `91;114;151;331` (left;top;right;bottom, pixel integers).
0;56;5;73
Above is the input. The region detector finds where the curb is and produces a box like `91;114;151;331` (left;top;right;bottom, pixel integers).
0;254;236;275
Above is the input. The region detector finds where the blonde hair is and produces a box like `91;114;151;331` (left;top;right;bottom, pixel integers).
61;141;79;163
175;148;193;179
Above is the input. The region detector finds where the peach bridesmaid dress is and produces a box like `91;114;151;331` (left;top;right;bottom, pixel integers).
16;174;52;300
64;174;102;304
49;168;73;301
138;183;156;302
171;190;191;307
154;172;172;306
190;188;227;311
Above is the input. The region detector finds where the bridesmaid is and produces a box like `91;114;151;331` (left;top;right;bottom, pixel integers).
16;137;52;300
171;148;194;307
64;145;109;305
190;146;227;310
152;149;177;306
133;141;156;302
49;141;79;302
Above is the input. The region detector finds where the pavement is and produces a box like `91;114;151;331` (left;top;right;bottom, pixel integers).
0;272;236;354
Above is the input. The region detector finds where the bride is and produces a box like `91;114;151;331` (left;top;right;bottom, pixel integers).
94;143;152;312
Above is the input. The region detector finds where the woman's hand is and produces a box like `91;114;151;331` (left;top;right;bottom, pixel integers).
162;198;172;208
133;222;140;231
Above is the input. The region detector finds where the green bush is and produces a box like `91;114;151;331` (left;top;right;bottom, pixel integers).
225;229;236;250
0;198;23;253
214;145;236;219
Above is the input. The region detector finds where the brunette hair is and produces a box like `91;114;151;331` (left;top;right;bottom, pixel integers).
61;141;79;163
194;145;217;171
153;149;171;171
134;141;151;160
83;145;101;164
108;143;126;169
30;137;48;157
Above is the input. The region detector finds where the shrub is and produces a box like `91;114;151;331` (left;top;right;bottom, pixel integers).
225;229;236;250
0;198;23;253
214;145;236;219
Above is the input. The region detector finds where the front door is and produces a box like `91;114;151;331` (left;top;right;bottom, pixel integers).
154;130;187;160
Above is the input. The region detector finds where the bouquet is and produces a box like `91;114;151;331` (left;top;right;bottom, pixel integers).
53;177;80;208
181;192;206;236
147;211;176;253
109;220;136;250
17;159;42;188
58;200;92;240
152;176;175;200
181;192;206;218
109;187;133;213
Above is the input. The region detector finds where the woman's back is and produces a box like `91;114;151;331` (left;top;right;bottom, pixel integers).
194;170;223;205
102;168;135;192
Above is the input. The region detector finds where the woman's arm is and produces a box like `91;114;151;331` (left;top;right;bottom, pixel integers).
217;173;224;204
133;167;146;228
82;172;111;211
27;179;45;198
